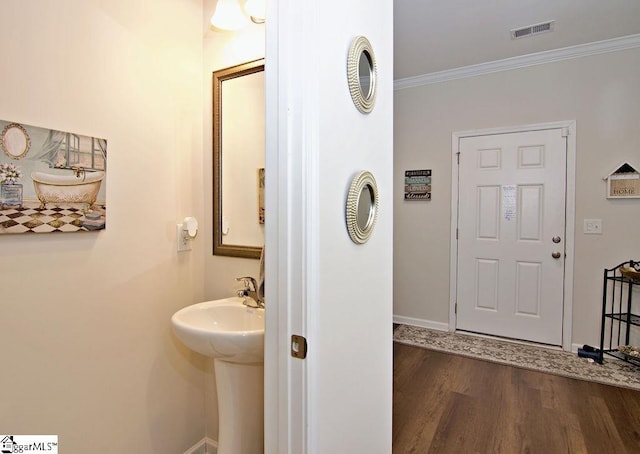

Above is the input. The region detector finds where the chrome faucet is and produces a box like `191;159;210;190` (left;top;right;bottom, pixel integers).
236;276;264;308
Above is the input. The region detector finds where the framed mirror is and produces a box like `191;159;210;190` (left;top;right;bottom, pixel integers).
346;171;379;244
213;59;265;259
2;123;31;160
347;36;377;114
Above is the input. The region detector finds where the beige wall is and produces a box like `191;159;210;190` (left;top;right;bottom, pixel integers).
202;10;265;440
394;47;640;347
0;1;207;452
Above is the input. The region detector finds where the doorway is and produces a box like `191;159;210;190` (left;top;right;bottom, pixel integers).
450;122;576;350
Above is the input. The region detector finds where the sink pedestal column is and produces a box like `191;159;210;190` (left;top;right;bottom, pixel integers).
214;359;264;454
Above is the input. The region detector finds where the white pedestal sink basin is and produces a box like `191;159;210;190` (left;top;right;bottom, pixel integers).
171;297;264;454
171;296;264;362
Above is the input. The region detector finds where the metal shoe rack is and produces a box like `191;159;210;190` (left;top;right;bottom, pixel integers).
598;260;640;365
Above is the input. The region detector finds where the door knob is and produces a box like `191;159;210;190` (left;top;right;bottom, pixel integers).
552;236;561;244
552;251;562;259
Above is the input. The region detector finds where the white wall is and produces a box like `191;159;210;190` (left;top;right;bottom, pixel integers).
0;1;206;452
394;47;640;347
202;7;265;440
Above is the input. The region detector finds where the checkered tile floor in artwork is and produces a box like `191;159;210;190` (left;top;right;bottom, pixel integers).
0;201;106;234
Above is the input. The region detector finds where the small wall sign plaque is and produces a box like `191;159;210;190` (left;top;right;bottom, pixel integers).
404;169;431;200
604;162;640;199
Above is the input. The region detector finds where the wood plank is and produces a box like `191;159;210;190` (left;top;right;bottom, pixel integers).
393;342;640;453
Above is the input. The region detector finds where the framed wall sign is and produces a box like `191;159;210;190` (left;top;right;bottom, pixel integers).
404;169;431;200
604;162;640;199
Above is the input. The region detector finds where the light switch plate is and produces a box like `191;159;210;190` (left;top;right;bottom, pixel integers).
584;219;602;235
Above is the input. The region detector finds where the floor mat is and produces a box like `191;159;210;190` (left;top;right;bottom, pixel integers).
394;324;640;391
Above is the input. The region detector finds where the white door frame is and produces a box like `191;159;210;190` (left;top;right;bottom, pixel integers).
449;121;576;352
264;1;308;452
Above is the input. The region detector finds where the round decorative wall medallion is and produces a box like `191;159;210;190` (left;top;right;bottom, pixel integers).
347;36;377;114
346;170;379;244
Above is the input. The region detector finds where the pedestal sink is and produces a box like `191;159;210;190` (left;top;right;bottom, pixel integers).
171;297;264;454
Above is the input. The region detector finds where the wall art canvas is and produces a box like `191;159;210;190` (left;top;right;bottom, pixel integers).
0;120;106;234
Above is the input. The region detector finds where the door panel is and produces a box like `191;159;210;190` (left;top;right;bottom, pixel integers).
477;186;500;238
476;259;499;310
519;185;542;240
515;261;541;315
457;129;566;345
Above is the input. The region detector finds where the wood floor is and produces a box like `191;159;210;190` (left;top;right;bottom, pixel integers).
393;342;640;454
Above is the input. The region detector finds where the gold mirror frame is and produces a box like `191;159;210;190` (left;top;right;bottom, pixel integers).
213;59;264;259
2;123;31;160
347;36;377;114
346;171;379;244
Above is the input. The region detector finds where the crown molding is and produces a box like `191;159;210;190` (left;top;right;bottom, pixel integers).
394;33;640;91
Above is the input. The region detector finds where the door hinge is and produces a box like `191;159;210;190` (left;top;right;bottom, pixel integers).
455;303;457;314
456;228;459;240
457;151;461;164
291;335;307;359
561;127;570;137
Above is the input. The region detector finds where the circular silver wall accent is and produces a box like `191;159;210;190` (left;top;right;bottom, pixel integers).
346;170;379;244
347;36;377;114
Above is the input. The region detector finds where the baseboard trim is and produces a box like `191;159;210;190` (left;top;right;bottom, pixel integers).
206;438;218;454
184;437;218;454
393;315;449;332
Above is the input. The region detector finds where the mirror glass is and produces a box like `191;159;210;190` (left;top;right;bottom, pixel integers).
358;51;373;99
357;184;374;230
347;36;377;114
213;59;265;259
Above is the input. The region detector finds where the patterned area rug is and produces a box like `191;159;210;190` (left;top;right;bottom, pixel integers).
394;324;640;391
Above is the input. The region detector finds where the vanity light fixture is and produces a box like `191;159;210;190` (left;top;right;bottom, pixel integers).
244;0;266;24
211;0;250;31
210;0;265;31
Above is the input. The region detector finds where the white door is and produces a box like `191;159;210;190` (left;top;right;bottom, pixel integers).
265;0;393;453
456;129;567;346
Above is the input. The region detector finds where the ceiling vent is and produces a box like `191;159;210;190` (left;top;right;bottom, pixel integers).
511;20;555;39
